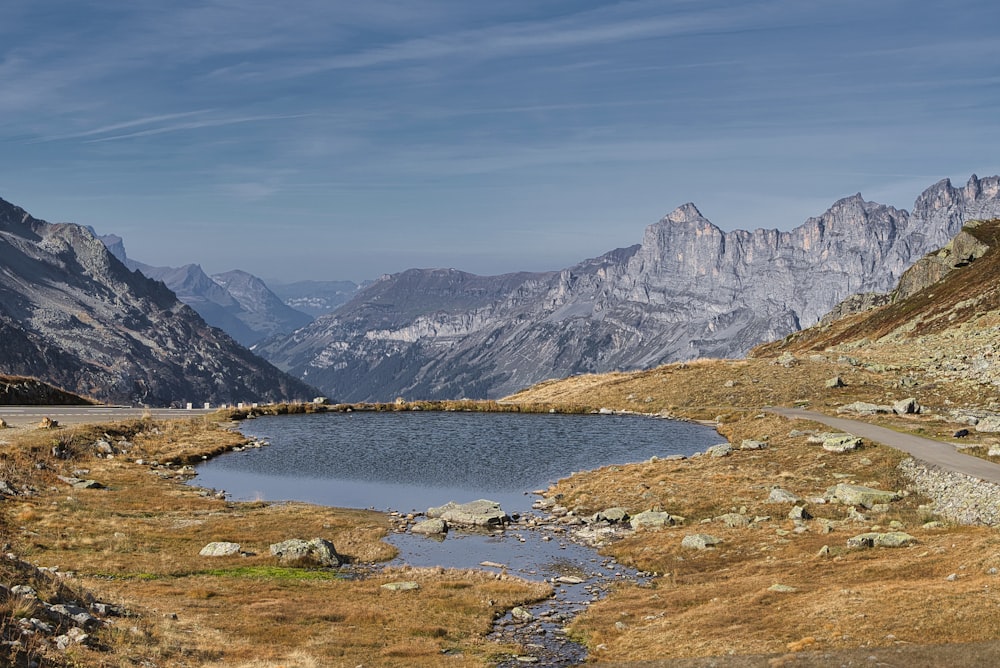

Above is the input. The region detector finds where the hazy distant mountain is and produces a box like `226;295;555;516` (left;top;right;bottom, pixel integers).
267;280;363;318
258;175;1000;402
1;199;317;406
99;237;313;346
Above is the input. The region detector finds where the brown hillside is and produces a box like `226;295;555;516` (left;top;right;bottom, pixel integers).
753;218;1000;355
0;375;93;406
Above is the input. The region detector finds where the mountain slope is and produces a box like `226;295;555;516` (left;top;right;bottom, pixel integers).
99;236;313;346
0;198;317;406
752;216;1000;393
259;175;1000;402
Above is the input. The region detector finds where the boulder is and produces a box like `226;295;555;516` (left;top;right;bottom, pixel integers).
976;416;1000;433
740;439;768;450
836;402;887;415
893;397;920;415
56;475;104;490
716;513;751;528
822;435;863;453
381;581;420;591
706;443;733;457
630;510;678;529
825;376;846;388
767;488;801;504
427;499;511;527
411;518;448;535
831;484;899;508
199;542;242;557
681;533;722;550
594;507;630;524
269;538;340;567
788;505;812;521
847;532;916;549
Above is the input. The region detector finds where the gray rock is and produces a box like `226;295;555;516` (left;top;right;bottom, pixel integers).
822;435;863;453
199;542;242;557
681;533;722;549
768;584;798;593
511;606;534;622
976;416;1000;433
825;376;845;388
56;475;104;490
740;439;768;450
831;484;899;508
788;505;812;521
847;532;916;549
269;538;340;567
48;603;99;630
594;507;630;523
381;581;420;591
706;443;733;458
837;401;885;415
717;513;751;528
630;510;677;529
767;488;801;504
893;397;920;415
427;499;511;527
411;518;448;535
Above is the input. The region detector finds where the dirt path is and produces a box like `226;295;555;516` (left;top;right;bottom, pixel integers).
768;406;1000;483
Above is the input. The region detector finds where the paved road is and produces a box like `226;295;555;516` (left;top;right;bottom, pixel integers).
768;406;1000;484
0;405;216;428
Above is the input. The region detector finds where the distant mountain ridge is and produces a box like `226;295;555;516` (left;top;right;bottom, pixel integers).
99;237;314;346
0;199;316;406
258;175;1000;402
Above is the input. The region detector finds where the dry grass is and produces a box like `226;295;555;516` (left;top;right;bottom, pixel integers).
0;418;552;667
516;407;1000;663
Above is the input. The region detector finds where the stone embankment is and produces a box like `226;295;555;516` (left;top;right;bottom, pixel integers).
899;458;1000;526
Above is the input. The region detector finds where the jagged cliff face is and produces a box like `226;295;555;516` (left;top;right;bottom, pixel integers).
259;175;1000;402
0;199;317;406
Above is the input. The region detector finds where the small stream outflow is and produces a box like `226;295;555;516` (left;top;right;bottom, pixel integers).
387;510;651;667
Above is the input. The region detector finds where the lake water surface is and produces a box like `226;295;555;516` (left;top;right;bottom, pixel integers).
195;411;722;513
193;411;723;665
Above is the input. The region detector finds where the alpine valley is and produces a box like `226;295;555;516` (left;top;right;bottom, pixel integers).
258;175;1000;402
0;198;317;406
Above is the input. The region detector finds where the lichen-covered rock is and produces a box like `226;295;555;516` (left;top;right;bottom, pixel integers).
706;443;733;457
411;518;448;535
199;542;242;557
630;510;678;529
767;488;801;504
681;533;722;549
426;499;510;527
847;532;916;549
822;435;863;453
269;538;340;567
830;484;899;508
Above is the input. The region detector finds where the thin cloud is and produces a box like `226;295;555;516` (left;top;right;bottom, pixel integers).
83;113;314;143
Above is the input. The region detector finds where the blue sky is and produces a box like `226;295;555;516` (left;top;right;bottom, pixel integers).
2;1;999;282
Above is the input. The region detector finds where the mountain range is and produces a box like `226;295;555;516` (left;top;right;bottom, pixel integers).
0;200;316;406
257;175;1000;402
100;236;345;347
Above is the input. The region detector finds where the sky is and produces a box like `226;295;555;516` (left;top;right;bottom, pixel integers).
2;1;1000;283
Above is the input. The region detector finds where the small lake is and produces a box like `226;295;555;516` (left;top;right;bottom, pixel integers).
195;411;722;513
193;410;722;665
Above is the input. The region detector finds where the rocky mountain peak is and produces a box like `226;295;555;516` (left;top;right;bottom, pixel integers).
662;202;710;225
259;174;1000;402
